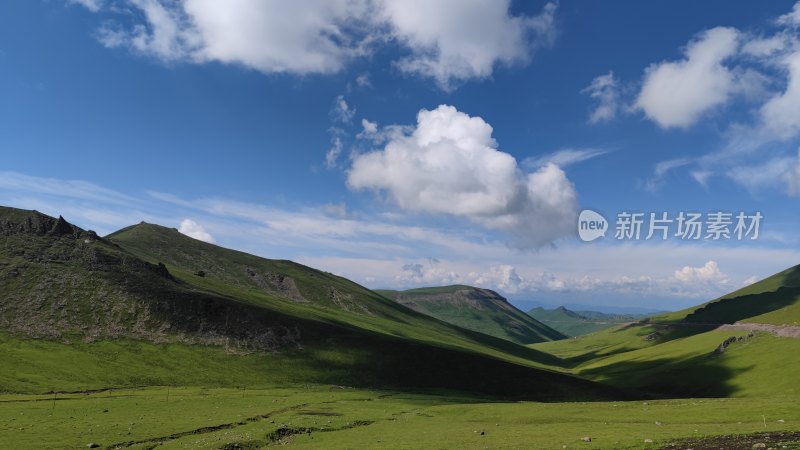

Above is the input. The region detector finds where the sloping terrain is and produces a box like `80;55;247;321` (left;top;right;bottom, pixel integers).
528;306;641;337
0;206;621;400
531;264;800;398
105;222;566;366
377;285;565;344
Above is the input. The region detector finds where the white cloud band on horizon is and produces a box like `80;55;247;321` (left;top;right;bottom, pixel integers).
1;169;797;309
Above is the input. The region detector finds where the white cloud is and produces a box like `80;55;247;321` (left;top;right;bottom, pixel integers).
742;275;760;286
90;0;557;90
690;170;712;187
778;1;800;27
643;158;693;191
325;135;344;170
381;0;557;90
674;260;728;284
330;95;355;123
99;0;201;62
741;35;791;58
524;148;610;168
361;118;378;134
727;154;797;194
324;125;348;170
3;170;799;308
470;265;529;294
784;149;800;196
347;105;578;248
582;71;620;123
759;50;800;139
635;27;739;129
355;73;372;88
178;218;215;243
67;0;103;12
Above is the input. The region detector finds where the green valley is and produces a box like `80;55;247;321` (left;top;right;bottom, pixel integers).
1;206;800;449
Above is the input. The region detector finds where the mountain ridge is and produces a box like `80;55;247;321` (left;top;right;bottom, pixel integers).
378;285;565;344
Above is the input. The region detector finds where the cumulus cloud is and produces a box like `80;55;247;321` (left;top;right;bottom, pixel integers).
347;105;578;249
635;27;740;129
178;218;215;243
89;0;557;90
673;260;728;284
396;261;459;286
582;71;620;123
381;0;557;90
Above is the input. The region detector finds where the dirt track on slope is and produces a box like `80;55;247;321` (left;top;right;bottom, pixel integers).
719;322;800;338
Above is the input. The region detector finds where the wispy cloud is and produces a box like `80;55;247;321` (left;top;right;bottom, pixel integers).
524;148;611;168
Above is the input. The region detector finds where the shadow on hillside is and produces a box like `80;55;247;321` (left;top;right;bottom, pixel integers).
288;329;641;403
114;271;625;402
684;286;800;324
579;352;753;398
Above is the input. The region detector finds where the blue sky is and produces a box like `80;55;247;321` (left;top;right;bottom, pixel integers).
2;1;800;312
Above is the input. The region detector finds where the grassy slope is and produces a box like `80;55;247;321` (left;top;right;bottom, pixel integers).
0;206;620;401
106;223;566;366
532;263;800;398
377;286;565;344
528;306;637;337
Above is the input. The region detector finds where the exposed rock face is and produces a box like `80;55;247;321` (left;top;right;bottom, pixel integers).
246;267;306;302
0;210;93;239
0;207;302;353
328;287;373;315
714;336;738;354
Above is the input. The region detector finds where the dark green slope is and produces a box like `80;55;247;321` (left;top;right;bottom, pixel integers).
378;285;565;344
0;207;626;399
528;306;641;337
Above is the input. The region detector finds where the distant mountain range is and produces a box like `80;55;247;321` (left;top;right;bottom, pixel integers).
527;306;648;337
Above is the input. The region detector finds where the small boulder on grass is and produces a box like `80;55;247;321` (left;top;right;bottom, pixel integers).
580;436;592;442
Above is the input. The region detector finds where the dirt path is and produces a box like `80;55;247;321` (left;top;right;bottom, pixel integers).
719;322;800;338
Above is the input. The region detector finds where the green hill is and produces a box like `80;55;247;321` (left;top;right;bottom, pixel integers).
528;306;641;337
0;206;620;401
377;285;565;344
654;264;800;325
532;263;800;398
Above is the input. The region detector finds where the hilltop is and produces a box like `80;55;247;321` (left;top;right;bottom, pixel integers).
378;285;565;344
